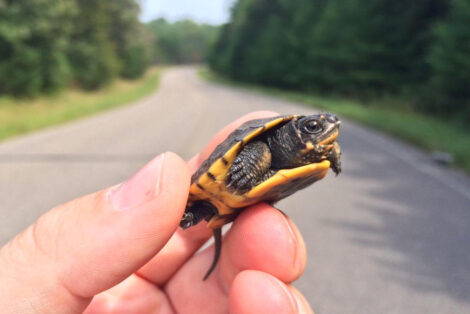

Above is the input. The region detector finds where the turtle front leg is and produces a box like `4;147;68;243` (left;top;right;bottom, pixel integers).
226;141;272;194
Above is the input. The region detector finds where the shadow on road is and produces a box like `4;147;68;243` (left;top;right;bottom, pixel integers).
326;129;470;303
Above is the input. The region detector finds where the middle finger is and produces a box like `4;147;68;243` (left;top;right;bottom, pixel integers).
164;203;307;313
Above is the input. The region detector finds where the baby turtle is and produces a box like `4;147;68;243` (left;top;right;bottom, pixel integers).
180;114;342;280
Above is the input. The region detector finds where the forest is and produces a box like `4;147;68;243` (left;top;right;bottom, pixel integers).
1;0;469;126
0;0;152;95
208;0;470;124
0;0;215;96
147;18;218;64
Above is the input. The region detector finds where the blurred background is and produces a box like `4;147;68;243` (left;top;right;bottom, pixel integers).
0;0;469;313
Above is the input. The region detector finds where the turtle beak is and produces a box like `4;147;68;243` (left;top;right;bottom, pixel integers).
318;128;339;145
317;113;341;145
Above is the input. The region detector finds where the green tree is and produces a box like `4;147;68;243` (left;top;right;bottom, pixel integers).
209;0;280;82
309;0;449;95
0;0;151;95
68;0;120;90
427;0;470;123
209;0;449;98
0;0;76;96
209;0;327;88
120;32;152;79
208;23;231;74
107;0;151;79
147;18;218;64
241;0;327;88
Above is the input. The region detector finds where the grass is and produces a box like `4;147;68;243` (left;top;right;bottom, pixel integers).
199;69;470;172
0;67;161;142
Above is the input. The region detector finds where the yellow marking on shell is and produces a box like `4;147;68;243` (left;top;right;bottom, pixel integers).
262;116;293;133
190;160;240;214
207;215;235;228
225;116;294;165
190;115;297;219
197;160;331;213
244;160;330;202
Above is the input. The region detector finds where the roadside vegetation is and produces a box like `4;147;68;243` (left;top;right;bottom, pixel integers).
200;69;470;172
0;0;215;142
146;18;218;64
0;0;151;96
0;68;160;141
2;0;469;171
206;0;470;171
209;0;470;125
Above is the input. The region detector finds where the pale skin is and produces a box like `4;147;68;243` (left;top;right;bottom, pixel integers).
0;111;314;313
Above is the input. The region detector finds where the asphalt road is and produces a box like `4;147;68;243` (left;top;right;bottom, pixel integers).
1;66;469;314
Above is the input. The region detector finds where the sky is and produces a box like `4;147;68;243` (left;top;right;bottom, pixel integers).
140;0;237;25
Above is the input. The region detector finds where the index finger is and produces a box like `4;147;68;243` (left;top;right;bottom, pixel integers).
137;111;279;286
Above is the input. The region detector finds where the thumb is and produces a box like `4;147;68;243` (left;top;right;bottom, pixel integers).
0;152;190;313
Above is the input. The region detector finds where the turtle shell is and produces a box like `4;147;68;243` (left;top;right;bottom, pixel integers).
188;115;331;228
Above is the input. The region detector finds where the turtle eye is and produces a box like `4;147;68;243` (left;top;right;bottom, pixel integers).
302;120;323;134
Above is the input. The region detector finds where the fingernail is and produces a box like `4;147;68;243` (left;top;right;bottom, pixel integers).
289;287;312;314
282;215;301;270
109;154;165;211
272;276;299;314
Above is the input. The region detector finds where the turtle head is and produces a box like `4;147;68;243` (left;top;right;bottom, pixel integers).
297;113;340;145
296;113;341;174
268;113;342;174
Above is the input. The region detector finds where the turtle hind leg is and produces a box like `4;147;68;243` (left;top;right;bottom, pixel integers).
180;201;217;229
203;227;222;280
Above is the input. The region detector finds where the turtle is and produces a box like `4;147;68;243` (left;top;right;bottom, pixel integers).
180;113;342;280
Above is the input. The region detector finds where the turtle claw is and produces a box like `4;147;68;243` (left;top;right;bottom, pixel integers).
180;212;195;229
180;201;218;229
327;142;341;175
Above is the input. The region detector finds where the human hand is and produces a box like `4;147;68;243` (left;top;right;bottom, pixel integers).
0;111;314;313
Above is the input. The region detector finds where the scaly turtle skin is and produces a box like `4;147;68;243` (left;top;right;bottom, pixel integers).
180;114;342;280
